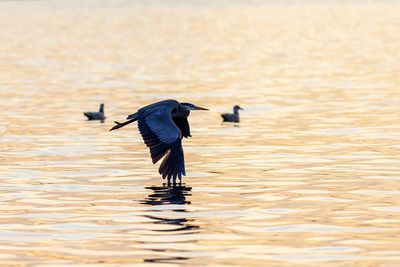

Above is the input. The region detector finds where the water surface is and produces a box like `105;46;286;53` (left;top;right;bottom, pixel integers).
1;0;400;265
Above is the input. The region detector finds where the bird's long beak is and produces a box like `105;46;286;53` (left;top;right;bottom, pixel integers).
193;105;209;111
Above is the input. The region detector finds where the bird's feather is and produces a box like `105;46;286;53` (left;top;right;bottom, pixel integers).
138;116;174;164
109;99;205;182
173;117;191;138
84;112;104;120
159;138;185;182
127;112;138;120
137;103;181;164
139;99;179;118
221;113;238;122
142;106;181;145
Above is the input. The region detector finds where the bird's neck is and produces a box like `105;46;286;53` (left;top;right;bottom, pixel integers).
175;106;190;118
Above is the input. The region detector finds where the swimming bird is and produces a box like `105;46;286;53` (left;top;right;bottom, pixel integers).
110;100;208;185
84;103;105;121
221;105;243;123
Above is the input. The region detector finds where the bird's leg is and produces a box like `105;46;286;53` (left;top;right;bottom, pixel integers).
109;118;137;131
110;121;123;130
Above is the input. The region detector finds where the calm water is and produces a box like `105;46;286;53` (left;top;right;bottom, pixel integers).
1;0;400;265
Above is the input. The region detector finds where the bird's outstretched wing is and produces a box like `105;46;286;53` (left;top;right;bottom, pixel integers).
137;104;185;181
158;138;185;181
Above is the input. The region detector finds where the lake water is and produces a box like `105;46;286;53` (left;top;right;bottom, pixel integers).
1;0;400;265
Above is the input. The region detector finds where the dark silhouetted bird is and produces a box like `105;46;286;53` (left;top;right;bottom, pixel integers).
110;100;208;185
84;103;105;121
221;105;243;123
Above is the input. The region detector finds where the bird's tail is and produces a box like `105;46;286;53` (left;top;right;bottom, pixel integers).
159;139;185;184
221;114;229;121
109;117;138;131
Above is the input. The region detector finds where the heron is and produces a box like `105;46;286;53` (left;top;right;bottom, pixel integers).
221;105;243;123
110;100;208;185
84;103;105;121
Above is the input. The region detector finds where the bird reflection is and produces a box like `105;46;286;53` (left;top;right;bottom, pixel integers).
141;185;192;205
140;185;198;231
140;185;199;264
144;257;189;263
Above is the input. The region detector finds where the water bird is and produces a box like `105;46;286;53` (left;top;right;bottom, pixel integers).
221;105;243;123
84;103;105;121
110;100;208;185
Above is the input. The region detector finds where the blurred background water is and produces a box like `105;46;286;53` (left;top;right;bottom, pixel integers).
0;0;400;265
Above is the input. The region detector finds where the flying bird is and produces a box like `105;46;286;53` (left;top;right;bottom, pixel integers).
110;100;208;185
221;105;243;123
84;103;105;121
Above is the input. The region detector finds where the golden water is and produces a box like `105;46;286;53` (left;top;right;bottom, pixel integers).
1;1;400;265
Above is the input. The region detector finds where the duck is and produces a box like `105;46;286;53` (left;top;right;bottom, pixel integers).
84;103;105;121
221;105;243;123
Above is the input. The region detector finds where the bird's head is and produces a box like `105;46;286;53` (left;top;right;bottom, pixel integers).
180;102;209;111
234;105;243;111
